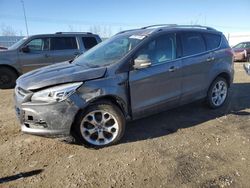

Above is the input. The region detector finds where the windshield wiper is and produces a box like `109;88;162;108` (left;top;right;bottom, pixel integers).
69;54;82;64
68;59;74;64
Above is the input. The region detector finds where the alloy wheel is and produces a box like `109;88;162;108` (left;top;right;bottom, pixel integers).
211;80;228;107
80;110;119;146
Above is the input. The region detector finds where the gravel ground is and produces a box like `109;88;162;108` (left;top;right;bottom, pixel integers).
0;63;249;188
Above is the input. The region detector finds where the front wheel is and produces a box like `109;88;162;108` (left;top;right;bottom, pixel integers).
207;77;228;109
73;102;125;147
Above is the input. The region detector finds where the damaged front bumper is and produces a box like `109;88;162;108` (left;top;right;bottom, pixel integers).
14;92;84;137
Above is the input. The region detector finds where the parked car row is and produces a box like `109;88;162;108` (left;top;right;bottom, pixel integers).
0;32;101;89
13;25;234;147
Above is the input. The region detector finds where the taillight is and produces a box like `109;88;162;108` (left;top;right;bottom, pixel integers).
225;48;234;56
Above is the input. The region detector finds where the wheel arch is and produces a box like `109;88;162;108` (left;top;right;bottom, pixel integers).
70;94;129;134
0;64;20;76
213;72;231;87
87;95;129;117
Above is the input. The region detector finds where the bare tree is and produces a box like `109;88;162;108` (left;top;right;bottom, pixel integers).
107;26;112;37
118;27;123;33
68;25;75;32
0;24;17;36
89;25;112;38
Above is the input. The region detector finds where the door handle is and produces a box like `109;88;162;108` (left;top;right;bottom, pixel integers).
44;54;50;58
206;57;215;62
169;66;178;72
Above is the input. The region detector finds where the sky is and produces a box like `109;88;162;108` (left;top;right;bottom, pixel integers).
0;0;250;37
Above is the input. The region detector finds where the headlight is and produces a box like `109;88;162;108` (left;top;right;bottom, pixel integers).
31;82;83;103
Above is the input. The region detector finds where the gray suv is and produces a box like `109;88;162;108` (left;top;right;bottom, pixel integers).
0;32;101;89
14;25;234;147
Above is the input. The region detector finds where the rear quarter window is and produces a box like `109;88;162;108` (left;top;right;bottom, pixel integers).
203;33;221;50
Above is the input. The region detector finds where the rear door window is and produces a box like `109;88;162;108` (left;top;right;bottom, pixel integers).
82;37;98;50
51;37;77;50
181;32;206;57
203;33;221;50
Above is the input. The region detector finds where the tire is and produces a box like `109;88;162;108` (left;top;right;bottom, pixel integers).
207;77;228;109
72;101;126;148
0;67;18;89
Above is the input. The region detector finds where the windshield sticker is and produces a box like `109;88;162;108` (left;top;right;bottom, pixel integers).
129;35;145;40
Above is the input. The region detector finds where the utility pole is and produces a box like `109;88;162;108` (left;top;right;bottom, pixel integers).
21;0;29;36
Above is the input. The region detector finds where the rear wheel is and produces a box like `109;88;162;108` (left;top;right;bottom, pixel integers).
207;77;228;109
0;67;18;89
73;102;125;148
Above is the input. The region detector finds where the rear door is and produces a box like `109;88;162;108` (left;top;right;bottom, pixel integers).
18;37;54;73
50;36;80;63
129;33;182;119
179;32;213;103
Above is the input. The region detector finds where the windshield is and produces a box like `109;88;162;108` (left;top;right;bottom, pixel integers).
233;43;246;49
8;38;27;50
74;33;146;67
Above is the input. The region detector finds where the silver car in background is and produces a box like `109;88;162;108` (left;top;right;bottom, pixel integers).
0;32;101;89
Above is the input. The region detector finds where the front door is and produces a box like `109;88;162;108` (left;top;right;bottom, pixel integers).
129;33;182;119
19;37;54;73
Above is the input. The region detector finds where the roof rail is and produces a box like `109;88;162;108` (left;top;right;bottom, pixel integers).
55;32;93;35
174;25;216;31
141;24;178;29
116;24;177;35
140;24;216;31
116;28;141;35
116;24;216;36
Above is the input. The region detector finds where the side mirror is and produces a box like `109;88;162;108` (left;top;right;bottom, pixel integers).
133;55;151;69
21;46;30;53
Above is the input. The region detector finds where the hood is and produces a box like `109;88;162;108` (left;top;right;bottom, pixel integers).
17;61;107;91
233;48;245;53
0;49;16;55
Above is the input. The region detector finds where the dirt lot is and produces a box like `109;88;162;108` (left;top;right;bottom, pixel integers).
0;63;249;188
